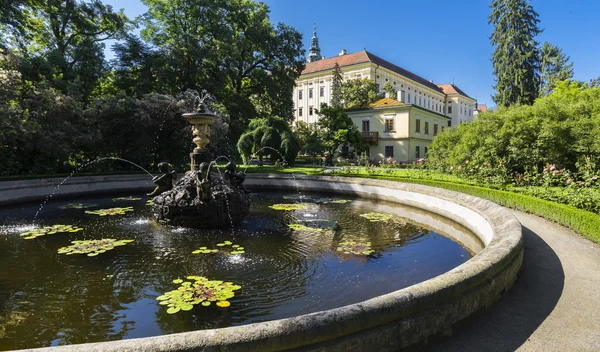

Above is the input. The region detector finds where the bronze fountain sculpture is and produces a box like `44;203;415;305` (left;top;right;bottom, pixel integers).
149;102;250;228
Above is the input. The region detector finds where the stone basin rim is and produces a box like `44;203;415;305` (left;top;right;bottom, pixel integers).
9;174;523;352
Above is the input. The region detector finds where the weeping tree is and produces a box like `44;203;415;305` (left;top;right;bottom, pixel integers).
237;116;300;165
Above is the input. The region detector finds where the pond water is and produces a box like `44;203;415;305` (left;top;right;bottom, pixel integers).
0;191;479;350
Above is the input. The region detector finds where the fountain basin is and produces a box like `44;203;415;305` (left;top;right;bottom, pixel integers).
1;174;523;351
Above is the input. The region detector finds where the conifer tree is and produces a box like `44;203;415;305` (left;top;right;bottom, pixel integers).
539;42;574;95
489;0;542;107
330;62;344;108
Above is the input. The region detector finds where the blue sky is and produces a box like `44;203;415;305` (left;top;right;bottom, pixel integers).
103;0;600;108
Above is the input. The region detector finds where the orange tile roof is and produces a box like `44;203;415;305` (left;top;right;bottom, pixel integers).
302;50;442;92
477;104;487;112
437;83;473;99
368;98;404;108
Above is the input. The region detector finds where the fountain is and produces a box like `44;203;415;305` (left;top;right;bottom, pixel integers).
150;95;250;228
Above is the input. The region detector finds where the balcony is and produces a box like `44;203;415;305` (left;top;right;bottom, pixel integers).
361;131;378;145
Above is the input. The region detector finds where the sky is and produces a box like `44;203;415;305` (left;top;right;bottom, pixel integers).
102;0;600;108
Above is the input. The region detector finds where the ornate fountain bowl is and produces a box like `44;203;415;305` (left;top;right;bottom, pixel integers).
182;112;217;153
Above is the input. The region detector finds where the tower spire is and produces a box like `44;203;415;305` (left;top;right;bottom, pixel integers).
307;23;322;63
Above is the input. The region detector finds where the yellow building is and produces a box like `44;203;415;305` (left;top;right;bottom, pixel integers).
346;97;451;162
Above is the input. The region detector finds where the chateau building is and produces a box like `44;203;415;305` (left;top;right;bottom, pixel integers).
292;27;477;161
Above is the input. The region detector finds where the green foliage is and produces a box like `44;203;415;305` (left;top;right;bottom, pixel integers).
294;121;324;156
359;212;393;222
237;115;300;165
341;78;382;109
156;276;241;313
141;0;304;139
381;82;397;99
268;203;308;211
85;207;134;216
317;104;363;165
19;224;83;239
330;62;344;108
428;82;600;177
489;0;542;107
539;42;574;96
57;239;134;256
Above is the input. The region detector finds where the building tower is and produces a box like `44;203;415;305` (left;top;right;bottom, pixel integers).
306;24;322;63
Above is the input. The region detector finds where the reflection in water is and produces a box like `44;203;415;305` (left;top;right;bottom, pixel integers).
0;192;475;350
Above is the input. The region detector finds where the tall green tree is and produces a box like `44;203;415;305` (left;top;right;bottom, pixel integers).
489;0;542;107
589;76;600;88
317;104;363;165
539;42;574;96
330;62;343;108
111;35;163;96
141;0;305;140
342;78;382;108
10;0;128;100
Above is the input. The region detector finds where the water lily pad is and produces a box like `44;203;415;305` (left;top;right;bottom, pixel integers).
59;203;98;209
288;224;323;232
85;207;134;216
113;197;142;201
192;242;244;255
268;203;308;211
146;200;153;206
314;198;351;204
157;276;241;313
359;212;393;222
336;240;375;256
57;238;134;256
19;224;83;239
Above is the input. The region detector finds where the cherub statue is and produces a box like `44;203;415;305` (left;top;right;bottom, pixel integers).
195;162;212;201
224;161;248;193
147;162;176;196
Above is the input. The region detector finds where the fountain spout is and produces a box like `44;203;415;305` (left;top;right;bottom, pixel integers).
182;112;217;171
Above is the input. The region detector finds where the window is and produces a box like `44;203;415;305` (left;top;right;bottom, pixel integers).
428;100;431;109
415;146;420;158
460;106;462;114
425;147;428;156
400;90;406;102
425;121;429;135
309;107;313;116
385;146;394;158
413;95;416;104
385;118;394;132
416;119;421;133
448;106;452;114
448;120;452;127
309;88;313;99
299;107;303;116
362;120;370;132
385;78;388;82
320;87;324;97
298;90;303;100
408;93;411;103
356;73;362;78
376;84;380;92
419;97;422;106
434;124;438;136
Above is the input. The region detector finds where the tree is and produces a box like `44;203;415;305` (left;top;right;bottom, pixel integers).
539;42;574;96
330;62;343;108
489;0;542;107
9;0;129;100
381;81;397;99
294;121;323;156
317;104;363;165
589;76;600;88
141;0;305;141
342;78;382;108
110;35;163;96
237;116;300;165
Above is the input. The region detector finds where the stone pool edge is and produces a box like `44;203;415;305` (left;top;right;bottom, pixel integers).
10;173;523;352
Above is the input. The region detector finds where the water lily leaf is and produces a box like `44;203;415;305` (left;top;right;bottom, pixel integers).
173;279;183;284
156;295;168;301
216;301;230;308
167;307;180;314
19;224;84;239
191;250;202;254
288;224;323;232
337;240;375;256
201;301;211;306
268;203;308;211
216;243;225;247
223;241;232;245
57;239;133;256
85;207;134;217
359;212;393;222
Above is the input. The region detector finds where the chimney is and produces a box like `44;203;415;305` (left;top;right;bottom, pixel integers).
384;91;390;98
339;49;347;56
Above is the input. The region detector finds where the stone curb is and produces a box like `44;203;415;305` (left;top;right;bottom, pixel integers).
9;174;523;352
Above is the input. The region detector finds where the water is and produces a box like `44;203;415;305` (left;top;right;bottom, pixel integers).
0;192;478;350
